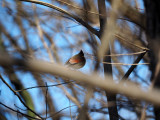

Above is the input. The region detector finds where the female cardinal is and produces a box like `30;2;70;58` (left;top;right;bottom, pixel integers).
65;50;86;69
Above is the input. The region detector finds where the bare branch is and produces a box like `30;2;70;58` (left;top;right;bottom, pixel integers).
0;55;160;105
0;102;38;120
15;81;73;92
19;0;99;36
0;74;43;119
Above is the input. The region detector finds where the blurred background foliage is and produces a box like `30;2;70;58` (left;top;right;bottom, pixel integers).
0;0;156;120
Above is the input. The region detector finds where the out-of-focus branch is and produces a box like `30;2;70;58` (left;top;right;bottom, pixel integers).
98;0;107;35
98;0;119;119
33;4;55;62
98;0;127;59
45;83;48;119
1;54;160;105
15;2;30;51
123;2;146;29
19;0;99;37
32;73;61;120
108;0;146;29
115;34;149;50
58;81;82;108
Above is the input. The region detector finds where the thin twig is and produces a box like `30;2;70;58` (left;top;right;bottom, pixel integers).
121;50;147;80
0;102;38;120
15;81;73;92
103;62;149;66
103;51;146;56
0;74;43;120
45;82;48;119
86;51;146;58
48;104;78;119
14;104;27;111
86;51;149;65
115;34;149;50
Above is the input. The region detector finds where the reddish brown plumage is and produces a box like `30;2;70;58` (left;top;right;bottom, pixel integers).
65;50;86;69
69;59;80;64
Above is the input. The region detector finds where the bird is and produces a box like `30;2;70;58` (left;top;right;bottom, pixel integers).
65;50;86;69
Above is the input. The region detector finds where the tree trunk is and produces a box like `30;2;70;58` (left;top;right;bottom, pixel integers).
143;0;160;119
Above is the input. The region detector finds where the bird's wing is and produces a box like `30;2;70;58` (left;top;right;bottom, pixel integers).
69;58;80;64
65;59;77;65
